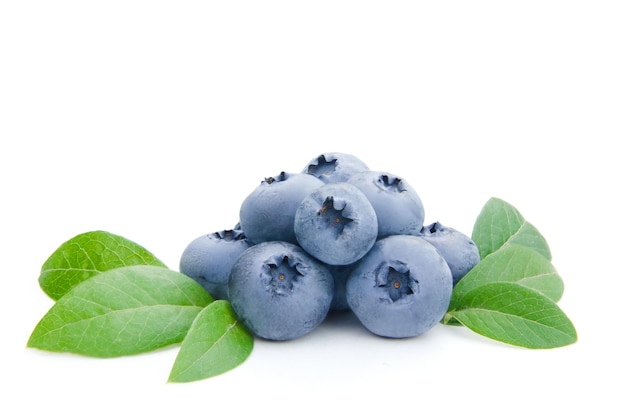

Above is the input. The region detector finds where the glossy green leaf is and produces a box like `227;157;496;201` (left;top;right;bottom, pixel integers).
28;265;213;357
472;198;551;260
39;230;167;300
169;300;254;383
449;244;564;308
444;282;577;349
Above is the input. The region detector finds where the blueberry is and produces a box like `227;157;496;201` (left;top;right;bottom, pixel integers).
294;182;378;265
346;235;453;338
302;152;369;183
179;229;251;300
419;222;480;286
228;241;335;341
239;172;323;245
347;170;425;238
326;263;356;312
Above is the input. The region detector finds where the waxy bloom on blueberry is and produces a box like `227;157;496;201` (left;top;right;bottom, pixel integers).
419;222;480;286
239;172;323;245
347;235;453;338
302;152;369;183
347;170;425;238
294;182;378;265
228;241;334;341
179;229;251;300
326;263;356;312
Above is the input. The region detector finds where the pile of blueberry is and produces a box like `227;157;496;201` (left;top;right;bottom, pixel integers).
180;152;480;341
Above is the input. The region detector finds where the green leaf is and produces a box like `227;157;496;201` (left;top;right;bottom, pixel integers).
449;244;564;307
28;265;213;357
444;282;577;349
472;197;551;260
39;230;168;300
168;300;254;383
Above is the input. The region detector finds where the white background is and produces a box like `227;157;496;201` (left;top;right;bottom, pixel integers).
1;1;624;415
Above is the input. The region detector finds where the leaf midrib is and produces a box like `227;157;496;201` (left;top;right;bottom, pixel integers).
30;304;204;340
486;214;526;256
452;306;575;338
177;319;241;378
